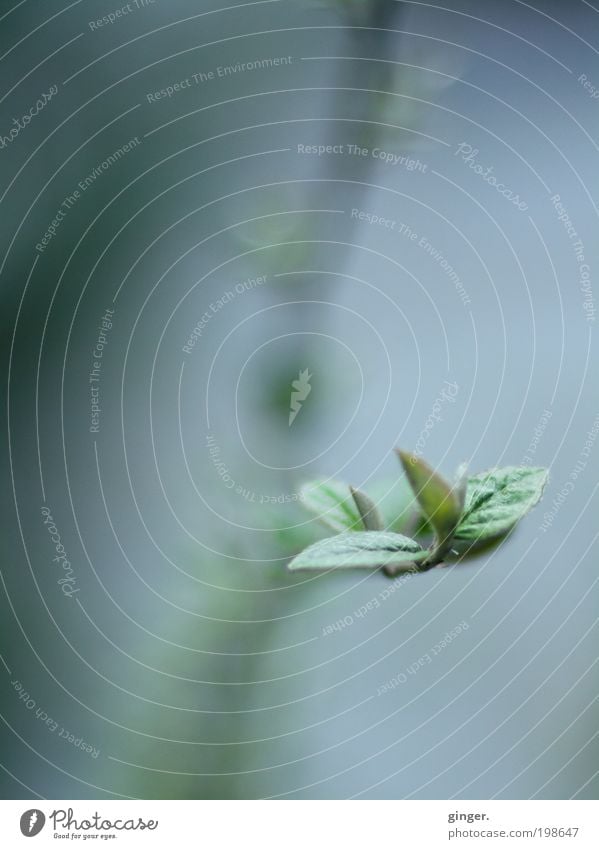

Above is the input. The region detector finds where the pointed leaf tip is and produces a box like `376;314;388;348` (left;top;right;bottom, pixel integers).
350;486;384;531
395;449;463;543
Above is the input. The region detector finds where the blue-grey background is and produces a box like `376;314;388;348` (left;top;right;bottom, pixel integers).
0;0;597;799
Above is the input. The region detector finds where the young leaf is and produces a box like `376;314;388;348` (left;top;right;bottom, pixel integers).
454;466;548;542
350;486;384;531
301;477;429;535
287;531;428;572
448;533;510;561
396;450;463;544
299;479;362;532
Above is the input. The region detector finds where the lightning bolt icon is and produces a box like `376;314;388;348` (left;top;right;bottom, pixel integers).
289;368;312;426
29;812;38;833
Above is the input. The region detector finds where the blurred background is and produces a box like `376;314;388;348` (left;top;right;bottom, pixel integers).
0;0;597;799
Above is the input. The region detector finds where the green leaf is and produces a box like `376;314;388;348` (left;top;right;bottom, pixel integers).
448;533;510;561
299;479;362;532
287;531;428;572
454;466;548;541
301;477;428;536
350;486;384;531
396;450;463;543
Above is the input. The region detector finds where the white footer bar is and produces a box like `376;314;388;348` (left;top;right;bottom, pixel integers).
0;800;597;848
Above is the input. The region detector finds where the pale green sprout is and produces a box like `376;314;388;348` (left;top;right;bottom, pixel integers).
289;450;548;577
